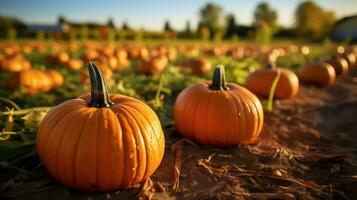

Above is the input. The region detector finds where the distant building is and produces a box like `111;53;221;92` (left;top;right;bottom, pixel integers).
331;15;357;43
27;22;69;33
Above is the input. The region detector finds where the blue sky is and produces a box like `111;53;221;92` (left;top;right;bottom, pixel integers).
0;0;356;30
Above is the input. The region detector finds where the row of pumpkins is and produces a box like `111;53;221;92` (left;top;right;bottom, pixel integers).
34;45;356;192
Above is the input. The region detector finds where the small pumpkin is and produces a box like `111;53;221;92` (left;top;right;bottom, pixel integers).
325;56;349;76
245;63;299;99
139;56;167;74
66;59;83;70
341;53;356;69
5;69;53;94
46;69;64;88
37;62;165;191
298;62;336;87
190;58;211;75
174;65;264;147
0;54;31;72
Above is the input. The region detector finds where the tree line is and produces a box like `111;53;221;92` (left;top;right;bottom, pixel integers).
0;1;338;42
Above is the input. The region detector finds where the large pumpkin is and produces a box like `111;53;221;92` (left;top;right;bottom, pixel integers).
37;63;165;191
245;64;299;99
174;65;264;147
298;62;336;87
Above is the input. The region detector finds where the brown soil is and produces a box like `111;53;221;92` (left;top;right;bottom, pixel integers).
2;71;357;200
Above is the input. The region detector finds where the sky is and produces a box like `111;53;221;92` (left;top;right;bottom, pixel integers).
0;0;356;31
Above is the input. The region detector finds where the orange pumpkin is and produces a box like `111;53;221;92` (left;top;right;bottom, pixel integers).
139;56;167;74
46;69;64;88
174;65;264;147
245;65;299;99
325;57;349;76
5;69;53;94
0;55;31;72
191;58;211;75
37;63;165;191
341;53;356;69
66;59;83;70
299;62;336;87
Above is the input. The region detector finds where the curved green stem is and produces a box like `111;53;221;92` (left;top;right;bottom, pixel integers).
0;97;21;110
209;65;228;90
87;62;113;108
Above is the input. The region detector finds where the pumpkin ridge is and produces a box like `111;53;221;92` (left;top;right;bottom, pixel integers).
95;109;101;189
58;108;90;188
118;106;143;185
105;107;125;188
231;93;246;143
113;107;138;187
227;91;241;144
241;88;263;140
189;87;207;142
118;102;164;178
202;92;214;145
39;105;78;166
72;110;93;189
118;105;148;183
236;88;255;142
54;109;84;181
42;109;74;178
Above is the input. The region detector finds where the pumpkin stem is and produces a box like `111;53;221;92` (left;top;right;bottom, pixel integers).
87;62;113;108
209;65;228;90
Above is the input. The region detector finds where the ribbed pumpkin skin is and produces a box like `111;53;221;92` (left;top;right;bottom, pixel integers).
326;58;349;76
174;82;264;147
299;63;336;87
37;94;165;191
245;68;299;99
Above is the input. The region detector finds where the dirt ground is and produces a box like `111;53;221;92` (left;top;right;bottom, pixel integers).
1;70;357;200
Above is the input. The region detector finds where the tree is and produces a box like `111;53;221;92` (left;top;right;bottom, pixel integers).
225;14;237;38
197;2;226;37
107;18;115;28
185;20;192;34
253;2;278;33
295;1;336;39
164;20;173;32
57;15;66;24
255;20;272;44
122;21;130;30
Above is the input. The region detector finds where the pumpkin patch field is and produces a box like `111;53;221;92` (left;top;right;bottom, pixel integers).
0;40;357;200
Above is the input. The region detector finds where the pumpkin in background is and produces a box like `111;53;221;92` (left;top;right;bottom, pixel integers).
66;59;83;70
82;49;99;61
298;62;336;87
341;53;356;69
0;54;31;72
245;63;299;99
325;56;349;76
57;51;70;64
37;63;165;191
46;69;64;88
191;58;211;75
139;56;167;74
174;65;264;147
5;69;53;94
115;49;130;69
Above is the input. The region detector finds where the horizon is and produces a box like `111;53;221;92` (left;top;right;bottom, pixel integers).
0;0;356;31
